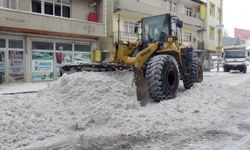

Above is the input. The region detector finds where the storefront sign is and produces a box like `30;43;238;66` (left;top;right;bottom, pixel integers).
9;51;24;81
32;60;53;72
32;52;54;81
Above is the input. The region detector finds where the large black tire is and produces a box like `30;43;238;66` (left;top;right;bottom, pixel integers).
146;55;180;102
193;58;203;83
224;67;230;72
183;58;203;90
242;66;247;73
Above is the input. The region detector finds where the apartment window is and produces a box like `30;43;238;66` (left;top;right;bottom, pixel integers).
209;26;215;40
210;2;215;17
123;21;135;34
185;6;192;17
55;3;61;16
32;0;71;18
184;32;192;42
0;0;11;8
32;0;41;13
62;5;70;18
45;0;54;15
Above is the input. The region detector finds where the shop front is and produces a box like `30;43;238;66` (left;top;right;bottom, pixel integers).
0;37;25;84
0;36;95;84
31;39;93;82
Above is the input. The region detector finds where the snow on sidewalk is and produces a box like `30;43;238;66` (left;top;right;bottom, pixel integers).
0;82;48;95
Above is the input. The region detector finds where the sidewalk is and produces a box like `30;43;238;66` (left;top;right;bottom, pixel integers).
0;82;48;95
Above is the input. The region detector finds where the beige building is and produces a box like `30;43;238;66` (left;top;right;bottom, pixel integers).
0;0;109;83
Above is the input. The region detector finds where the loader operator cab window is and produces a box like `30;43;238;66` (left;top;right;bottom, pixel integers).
142;15;171;43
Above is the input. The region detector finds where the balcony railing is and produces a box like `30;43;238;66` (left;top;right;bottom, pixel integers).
178;13;204;28
113;32;138;42
0;8;105;37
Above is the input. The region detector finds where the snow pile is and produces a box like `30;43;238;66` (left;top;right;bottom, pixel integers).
0;71;250;149
0;71;139;150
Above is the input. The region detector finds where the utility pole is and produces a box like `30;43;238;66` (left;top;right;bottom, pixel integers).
217;0;223;72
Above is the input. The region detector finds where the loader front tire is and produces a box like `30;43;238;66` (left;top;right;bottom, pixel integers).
146;55;180;102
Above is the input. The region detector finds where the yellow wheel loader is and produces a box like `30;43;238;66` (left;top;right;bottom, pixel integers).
61;14;203;106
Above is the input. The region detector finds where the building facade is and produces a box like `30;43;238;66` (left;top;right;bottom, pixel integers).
0;0;109;83
113;0;223;57
205;0;223;51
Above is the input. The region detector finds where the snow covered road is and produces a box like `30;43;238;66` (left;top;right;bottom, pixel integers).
0;70;250;150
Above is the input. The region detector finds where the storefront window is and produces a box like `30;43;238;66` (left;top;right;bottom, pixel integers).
9;39;23;49
74;44;91;52
56;52;72;76
8;51;24;82
56;43;72;51
32;51;54;81
56;52;72;65
32;41;53;50
0;39;6;48
0;52;4;84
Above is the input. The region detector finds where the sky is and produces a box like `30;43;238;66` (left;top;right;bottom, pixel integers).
223;0;250;37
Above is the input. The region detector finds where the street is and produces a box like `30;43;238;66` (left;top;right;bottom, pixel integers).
0;69;250;150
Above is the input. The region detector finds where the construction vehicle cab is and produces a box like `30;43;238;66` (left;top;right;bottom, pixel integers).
138;14;182;42
61;14;203;105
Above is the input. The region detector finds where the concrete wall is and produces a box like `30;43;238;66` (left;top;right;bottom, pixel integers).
6;0;104;23
0;8;105;37
99;0;114;52
72;0;90;21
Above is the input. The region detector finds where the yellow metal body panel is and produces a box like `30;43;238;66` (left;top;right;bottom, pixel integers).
108;40;182;69
121;43;159;68
158;41;182;65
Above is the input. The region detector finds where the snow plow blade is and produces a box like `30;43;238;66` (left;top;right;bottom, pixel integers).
132;67;149;106
60;64;149;106
60;63;132;75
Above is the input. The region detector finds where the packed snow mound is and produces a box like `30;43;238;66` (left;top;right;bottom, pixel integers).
43;71;138;110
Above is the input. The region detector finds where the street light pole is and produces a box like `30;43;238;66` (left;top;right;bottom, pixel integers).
217;0;223;72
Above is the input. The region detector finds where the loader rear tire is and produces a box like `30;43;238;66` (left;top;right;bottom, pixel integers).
146;55;180;102
183;58;203;90
192;58;203;83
